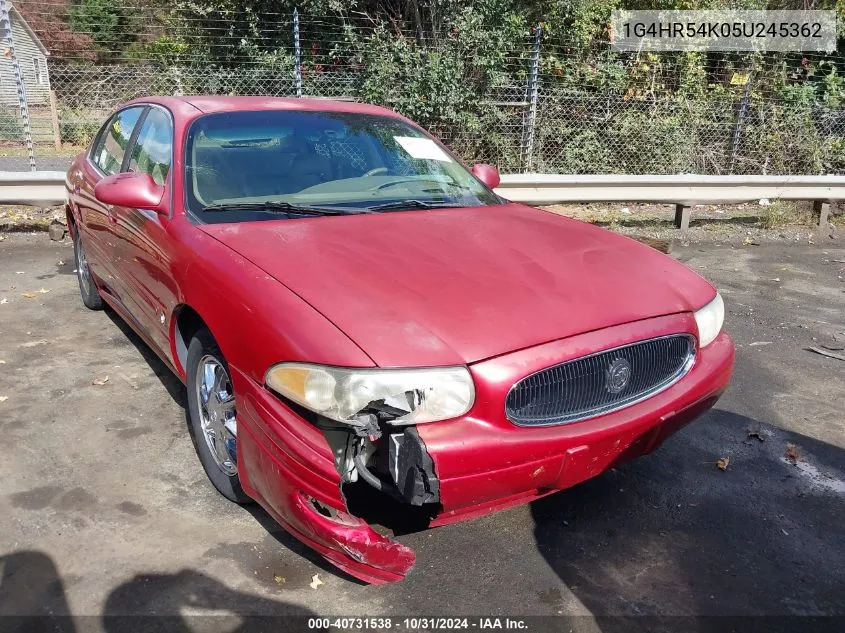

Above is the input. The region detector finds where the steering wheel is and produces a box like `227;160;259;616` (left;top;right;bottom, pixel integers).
363;167;389;177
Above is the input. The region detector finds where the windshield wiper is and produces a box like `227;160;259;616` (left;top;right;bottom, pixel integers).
201;201;355;216
366;199;466;213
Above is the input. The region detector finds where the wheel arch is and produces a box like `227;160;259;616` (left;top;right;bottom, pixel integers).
65;204;77;239
171;304;211;378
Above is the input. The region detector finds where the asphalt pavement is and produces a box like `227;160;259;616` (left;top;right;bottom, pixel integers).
0;232;843;631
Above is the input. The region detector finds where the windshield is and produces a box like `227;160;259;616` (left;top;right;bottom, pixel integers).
184;110;501;221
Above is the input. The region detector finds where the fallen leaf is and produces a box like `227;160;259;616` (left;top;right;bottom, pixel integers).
91;375;110;386
748;341;772;347
309;574;324;589
0;297;7;304
21;292;36;299
717;456;730;471
15;271;24;275
742;237;759;246
785;443;802;465
0;396;7;403
273;574;286;585
0;360;6;364
37;288;51;294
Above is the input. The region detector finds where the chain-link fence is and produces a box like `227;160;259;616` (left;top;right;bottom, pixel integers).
5;1;845;174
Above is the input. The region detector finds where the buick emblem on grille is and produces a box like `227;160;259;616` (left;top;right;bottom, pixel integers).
605;357;632;394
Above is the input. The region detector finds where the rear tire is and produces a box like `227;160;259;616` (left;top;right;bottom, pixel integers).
186;328;251;504
73;230;103;310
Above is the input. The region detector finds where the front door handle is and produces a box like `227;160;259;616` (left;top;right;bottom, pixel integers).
107;206;118;224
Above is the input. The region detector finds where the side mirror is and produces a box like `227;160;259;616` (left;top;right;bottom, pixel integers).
471;163;501;189
94;172;167;214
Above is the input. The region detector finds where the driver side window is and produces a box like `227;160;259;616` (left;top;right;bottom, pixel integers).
127;108;173;185
91;107;143;175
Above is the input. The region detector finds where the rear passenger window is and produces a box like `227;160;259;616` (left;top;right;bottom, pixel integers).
92;107;143;175
128;108;173;185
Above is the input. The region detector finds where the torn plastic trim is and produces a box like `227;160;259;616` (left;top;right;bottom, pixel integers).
388;427;440;506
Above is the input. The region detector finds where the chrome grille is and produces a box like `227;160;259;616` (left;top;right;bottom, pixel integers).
505;335;696;427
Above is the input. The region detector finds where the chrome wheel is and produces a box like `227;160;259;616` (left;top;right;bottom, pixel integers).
195;355;237;476
76;237;92;296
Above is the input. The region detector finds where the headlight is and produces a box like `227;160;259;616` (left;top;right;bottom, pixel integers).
693;292;724;347
265;363;475;425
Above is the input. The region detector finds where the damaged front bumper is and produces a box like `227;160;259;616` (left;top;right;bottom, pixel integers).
230;313;734;584
229;364;415;583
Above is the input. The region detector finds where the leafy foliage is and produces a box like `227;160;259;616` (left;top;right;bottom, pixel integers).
69;0;137;62
21;0;845;172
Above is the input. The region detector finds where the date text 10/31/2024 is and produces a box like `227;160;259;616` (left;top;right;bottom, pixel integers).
307;617;529;630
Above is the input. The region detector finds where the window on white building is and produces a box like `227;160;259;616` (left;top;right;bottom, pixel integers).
33;57;45;85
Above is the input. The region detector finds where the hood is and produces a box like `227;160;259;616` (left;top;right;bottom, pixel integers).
199;204;715;366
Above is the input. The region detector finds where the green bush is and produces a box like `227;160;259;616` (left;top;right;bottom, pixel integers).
59;110;100;146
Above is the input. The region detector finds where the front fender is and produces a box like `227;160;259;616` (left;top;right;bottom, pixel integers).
172;224;374;382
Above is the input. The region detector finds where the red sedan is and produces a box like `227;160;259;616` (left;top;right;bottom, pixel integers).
65;96;734;583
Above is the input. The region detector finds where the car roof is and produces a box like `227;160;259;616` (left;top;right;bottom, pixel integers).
124;95;402;121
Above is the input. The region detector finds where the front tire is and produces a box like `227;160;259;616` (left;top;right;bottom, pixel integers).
73;230;103;310
186;329;251;504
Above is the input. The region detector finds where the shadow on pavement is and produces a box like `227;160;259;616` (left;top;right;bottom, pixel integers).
104;310;187;408
530;408;845;630
103;568;318;631
0;550;74;633
0;550;319;633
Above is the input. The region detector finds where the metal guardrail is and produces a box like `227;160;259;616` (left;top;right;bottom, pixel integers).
0;171;67;207
495;174;843;228
0;171;839;228
496;173;845;205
